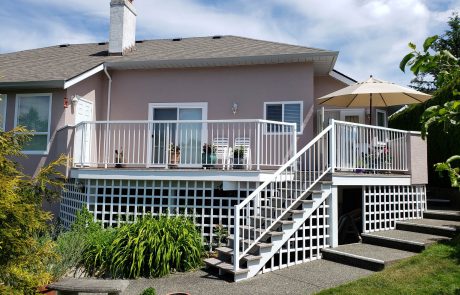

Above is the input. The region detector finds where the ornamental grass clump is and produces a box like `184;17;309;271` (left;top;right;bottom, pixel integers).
109;215;204;279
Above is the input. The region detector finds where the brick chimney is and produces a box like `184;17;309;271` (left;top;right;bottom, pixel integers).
109;0;137;56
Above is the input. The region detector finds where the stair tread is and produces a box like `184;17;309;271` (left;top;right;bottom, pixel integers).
323;243;416;263
289;209;304;214
228;235;273;249
239;225;282;236
397;218;460;231
215;247;262;261
362;229;449;245
425;210;460;216
204;258;249;275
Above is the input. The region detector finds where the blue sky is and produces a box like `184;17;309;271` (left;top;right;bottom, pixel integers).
1;0;458;85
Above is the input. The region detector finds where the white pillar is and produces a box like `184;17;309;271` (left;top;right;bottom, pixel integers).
328;185;339;248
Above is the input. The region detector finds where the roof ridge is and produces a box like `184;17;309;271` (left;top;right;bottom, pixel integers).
226;35;335;53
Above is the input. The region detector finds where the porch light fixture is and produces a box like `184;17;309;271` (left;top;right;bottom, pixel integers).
71;95;79;106
63;97;69;108
232;102;238;115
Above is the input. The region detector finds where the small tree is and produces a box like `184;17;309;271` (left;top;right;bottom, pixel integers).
400;35;460;189
408;12;460;93
0;127;66;294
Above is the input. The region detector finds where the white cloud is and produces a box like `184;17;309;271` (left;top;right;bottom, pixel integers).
2;0;457;86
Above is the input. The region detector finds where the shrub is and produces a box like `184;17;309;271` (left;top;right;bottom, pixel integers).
0;127;66;293
108;215;204;278
141;287;157;295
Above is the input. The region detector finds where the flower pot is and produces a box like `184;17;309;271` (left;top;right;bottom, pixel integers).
202;153;217;168
233;157;245;169
169;152;181;165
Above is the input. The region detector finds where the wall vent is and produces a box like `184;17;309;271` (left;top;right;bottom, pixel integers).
59;44;70;48
172;38;182;41
212;36;222;39
98;42;108;45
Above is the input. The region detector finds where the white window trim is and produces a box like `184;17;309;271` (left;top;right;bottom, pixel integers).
264;101;303;134
148;102;208;121
376;109;387;127
14;93;52;155
0;94;7;131
339;109;365;124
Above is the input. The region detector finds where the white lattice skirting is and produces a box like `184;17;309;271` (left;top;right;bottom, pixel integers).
363;185;427;233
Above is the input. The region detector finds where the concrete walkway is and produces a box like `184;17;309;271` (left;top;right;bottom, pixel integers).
123;259;374;295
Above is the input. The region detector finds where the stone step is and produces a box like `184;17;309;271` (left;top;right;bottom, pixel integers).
216;247;262;262
204;257;249;276
321;243;416;271
424;210;460;221
396;218;460;237
228;235;273;252
361;229;449;252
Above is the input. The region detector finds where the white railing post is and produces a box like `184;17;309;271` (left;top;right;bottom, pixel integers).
104;122;110;169
328;185;338;247
256;122;261;170
80;124;85;166
233;205;240;272
330;119;336;173
291;125;297;159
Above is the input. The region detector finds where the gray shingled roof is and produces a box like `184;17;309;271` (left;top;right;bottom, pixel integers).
0;35;337;86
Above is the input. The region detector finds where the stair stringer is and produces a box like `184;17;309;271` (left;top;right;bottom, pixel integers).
238;183;332;281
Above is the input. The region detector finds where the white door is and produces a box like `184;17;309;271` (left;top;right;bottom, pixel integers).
74;99;94;166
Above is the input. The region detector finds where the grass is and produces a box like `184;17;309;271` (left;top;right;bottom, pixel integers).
316;235;460;295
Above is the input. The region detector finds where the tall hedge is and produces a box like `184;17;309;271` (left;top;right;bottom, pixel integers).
389;86;460;187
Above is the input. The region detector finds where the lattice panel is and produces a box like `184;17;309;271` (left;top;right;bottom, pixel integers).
363;185;426;233
262;199;330;273
60;179;88;228
61;178;258;247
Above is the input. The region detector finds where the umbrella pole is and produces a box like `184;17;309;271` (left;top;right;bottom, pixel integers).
369;93;373;125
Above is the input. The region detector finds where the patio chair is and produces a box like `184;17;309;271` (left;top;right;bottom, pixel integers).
234;137;252;170
212;137;232;170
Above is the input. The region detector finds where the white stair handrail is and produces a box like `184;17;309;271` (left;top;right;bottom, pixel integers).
233;124;333;271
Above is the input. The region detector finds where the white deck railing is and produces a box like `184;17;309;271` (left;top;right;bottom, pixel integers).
73;120;296;170
332;120;409;172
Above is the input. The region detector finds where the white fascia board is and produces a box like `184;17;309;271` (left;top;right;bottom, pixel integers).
332;174;411;186
329;70;356;85
70;168;294;182
63;64;105;89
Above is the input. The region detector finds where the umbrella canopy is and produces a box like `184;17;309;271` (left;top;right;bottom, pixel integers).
317;76;432;123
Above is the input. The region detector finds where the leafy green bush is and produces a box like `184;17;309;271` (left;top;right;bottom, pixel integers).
141;287;157;295
109;215;204;278
0;127;66;294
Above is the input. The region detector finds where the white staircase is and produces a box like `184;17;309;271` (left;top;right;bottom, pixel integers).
205;125;334;281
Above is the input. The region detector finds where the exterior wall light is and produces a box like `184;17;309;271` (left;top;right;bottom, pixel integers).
232;102;238;115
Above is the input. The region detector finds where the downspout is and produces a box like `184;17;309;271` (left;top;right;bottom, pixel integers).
103;65;112;168
103;65;112;121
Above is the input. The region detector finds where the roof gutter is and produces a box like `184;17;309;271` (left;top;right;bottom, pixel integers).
0;80;64;90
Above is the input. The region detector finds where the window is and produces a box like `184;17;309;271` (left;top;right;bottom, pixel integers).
376;109;387;127
265;101;302;133
15;94;52;153
0;94;6;130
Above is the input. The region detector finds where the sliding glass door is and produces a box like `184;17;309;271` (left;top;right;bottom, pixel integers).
150;103;205;166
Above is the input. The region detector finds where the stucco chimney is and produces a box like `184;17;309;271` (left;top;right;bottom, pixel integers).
109;0;137;56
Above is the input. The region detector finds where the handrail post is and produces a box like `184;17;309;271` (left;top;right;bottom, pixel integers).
233;205;240;272
104;122;110;169
330;119;336;173
291;124;297;159
256;122;261;170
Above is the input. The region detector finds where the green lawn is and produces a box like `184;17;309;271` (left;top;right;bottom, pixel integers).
316;235;460;295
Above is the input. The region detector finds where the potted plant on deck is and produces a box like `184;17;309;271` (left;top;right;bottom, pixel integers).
202;143;217;168
233;146;245;169
169;143;180;166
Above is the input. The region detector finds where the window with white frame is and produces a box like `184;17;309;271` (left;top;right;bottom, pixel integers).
376;109;387;127
15;94;52;153
265;101;302;133
0;94;6;130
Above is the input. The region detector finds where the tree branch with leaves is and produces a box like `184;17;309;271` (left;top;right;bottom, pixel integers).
400;33;460;189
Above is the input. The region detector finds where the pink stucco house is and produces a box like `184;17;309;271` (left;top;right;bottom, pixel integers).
0;0;428;281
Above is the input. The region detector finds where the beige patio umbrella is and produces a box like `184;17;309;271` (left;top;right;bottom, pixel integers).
317;75;432;124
